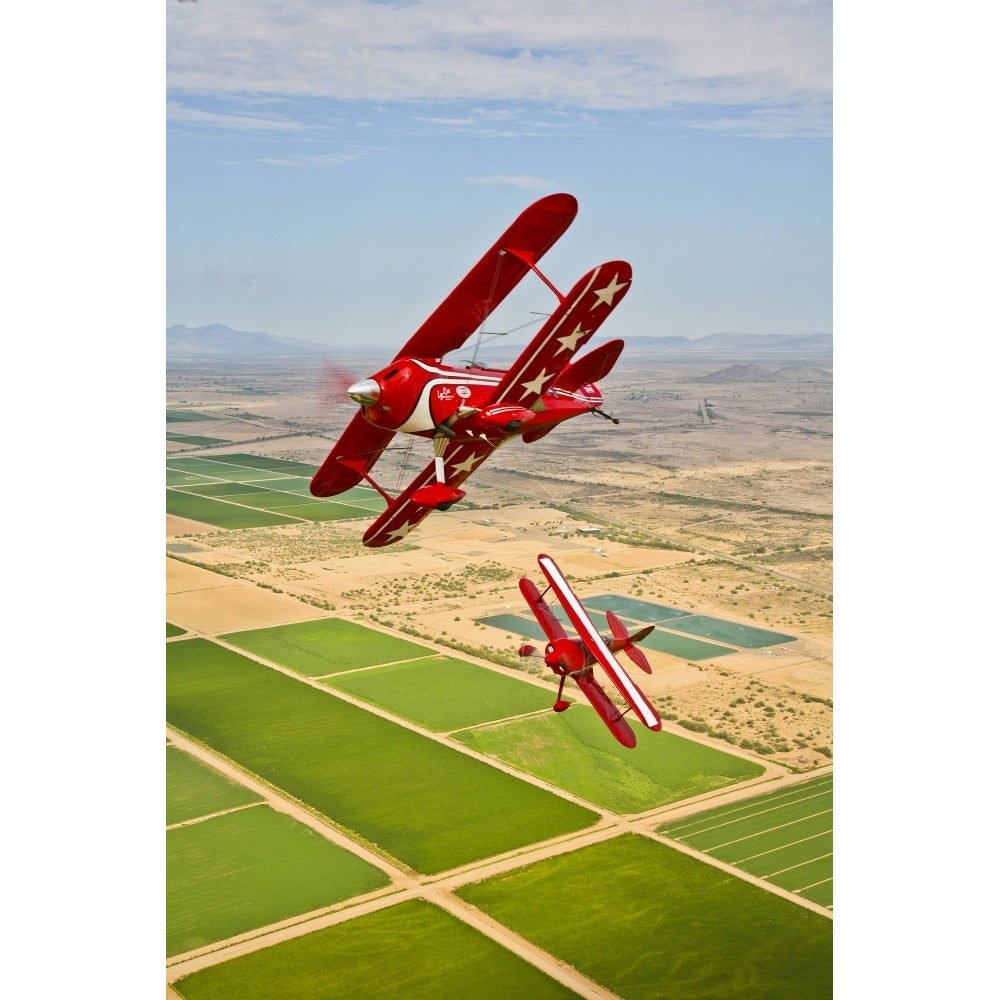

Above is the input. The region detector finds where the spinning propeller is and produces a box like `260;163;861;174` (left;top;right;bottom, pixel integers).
318;360;358;410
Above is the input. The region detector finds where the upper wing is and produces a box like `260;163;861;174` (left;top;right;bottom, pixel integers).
395;193;577;361
518;576;569;644
361;437;497;547
488;260;631;410
310;411;396;497
537;554;661;732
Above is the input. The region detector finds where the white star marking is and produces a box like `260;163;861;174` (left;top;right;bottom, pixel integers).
450;453;481;476
591;273;629;309
519;369;553;400
556;323;590;354
383;520;417;543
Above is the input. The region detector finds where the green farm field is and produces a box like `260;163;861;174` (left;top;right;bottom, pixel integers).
166;454;385;528
172;899;581;1000
167;457;295;481
166;744;392;957
207;453;317;475
457;833;832;1000
167;638;599;874
215;616;765;811
168;803;390;957
166;745;261;825
325;655;556;730
166;489;297;528
479;611;737;660
478;590;796;661
587;594;797;647
167;409;221;423
167;579;830;998
167;433;231;447
220;618;432;676
660;773;833;908
455;709;765;813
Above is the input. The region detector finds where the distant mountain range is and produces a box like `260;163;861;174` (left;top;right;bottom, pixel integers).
695;363;832;383
626;332;832;353
166;323;832;359
167;324;328;356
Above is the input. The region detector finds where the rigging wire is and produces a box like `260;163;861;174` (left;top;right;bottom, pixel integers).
468;253;505;367
393;436;416;495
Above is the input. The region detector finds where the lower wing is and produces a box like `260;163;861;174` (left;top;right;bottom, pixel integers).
310;412;396;497
362;438;496;547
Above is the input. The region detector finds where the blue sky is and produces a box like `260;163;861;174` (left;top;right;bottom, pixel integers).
166;0;832;350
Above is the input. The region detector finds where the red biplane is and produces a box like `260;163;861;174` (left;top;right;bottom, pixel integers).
310;193;632;547
518;553;662;748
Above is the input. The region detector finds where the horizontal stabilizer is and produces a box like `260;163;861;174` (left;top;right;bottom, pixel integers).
551;338;624;394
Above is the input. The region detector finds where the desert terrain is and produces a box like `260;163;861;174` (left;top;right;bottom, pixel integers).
167;345;832;771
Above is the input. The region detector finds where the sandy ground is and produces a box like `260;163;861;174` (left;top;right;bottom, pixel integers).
166;557;330;635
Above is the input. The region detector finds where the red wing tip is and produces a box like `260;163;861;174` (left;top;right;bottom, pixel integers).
533;192;577;212
309;478;338;498
617;729;638;749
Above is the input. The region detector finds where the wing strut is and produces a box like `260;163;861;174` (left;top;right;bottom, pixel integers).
502;248;567;304
335;458;395;505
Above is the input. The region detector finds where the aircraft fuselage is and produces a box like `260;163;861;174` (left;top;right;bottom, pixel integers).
349;357;604;442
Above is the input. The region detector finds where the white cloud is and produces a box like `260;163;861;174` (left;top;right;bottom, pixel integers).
167;0;830;132
257;151;369;167
166;100;305;132
406;107;590;138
